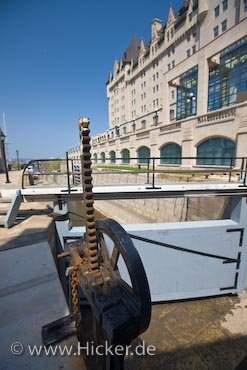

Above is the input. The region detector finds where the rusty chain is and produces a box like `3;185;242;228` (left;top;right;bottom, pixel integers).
70;267;80;334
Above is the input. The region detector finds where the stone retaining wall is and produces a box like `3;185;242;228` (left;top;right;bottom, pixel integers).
92;172;230;222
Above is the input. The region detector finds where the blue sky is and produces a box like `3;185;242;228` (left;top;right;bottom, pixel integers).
0;0;183;159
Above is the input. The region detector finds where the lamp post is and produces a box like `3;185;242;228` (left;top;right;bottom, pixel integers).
16;149;20;171
153;111;159;125
115;125;120;136
186;92;196;116
0;129;11;183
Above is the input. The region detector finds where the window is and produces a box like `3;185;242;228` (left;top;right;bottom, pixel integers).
172;60;175;68
215;5;220;17
208;37;247;111
245;0;247;11
93;153;97;164
222;19;227;32
171;90;175;99
223;0;228;11
214;26;219;38
168;63;171;70
121;149;130;164
170;109;175;120
187;49;191;58
109;151;116;164
192;45;196;54
123;126;126;134
141;120;146;129
197;138;235;166
189;12;192;21
100;152;105;163
160;143;181;164
176;66;198;120
137;146;150;164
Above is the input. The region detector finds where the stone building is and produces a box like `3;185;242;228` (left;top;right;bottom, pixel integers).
85;0;247;169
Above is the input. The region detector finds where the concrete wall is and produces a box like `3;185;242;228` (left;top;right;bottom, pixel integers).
92;172;231;223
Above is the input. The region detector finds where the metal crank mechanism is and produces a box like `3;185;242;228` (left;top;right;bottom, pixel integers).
42;118;151;370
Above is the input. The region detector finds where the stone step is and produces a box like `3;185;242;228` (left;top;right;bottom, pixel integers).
0;215;5;226
0;198;12;204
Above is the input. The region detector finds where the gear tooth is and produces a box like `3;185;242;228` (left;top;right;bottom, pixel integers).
80;118;102;275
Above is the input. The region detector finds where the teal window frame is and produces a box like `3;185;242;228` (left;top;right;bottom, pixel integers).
208;37;247;111
137;146;150;164
121;149;130;164
109;150;116;164
100;152;105;163
196;138;235;166
176;66;198;120
160;143;182;165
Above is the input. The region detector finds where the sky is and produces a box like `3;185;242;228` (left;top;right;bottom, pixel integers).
0;0;183;159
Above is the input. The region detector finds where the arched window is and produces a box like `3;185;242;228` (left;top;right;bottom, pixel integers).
93;153;97;164
100;152;105;164
137;146;150;164
121;149;130;164
109;150;116;164
160;143;181;164
197;138;235;166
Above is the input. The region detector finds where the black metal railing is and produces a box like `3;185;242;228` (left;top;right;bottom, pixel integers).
90;156;247;188
21;155;247;190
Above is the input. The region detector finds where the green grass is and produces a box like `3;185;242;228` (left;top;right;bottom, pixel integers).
94;164;230;178
95;165;148;172
94;165;212;177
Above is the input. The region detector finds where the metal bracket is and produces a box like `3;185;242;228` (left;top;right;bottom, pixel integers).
42;314;77;346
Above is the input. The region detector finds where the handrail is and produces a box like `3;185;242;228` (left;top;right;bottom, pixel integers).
21;158;69;189
21;156;247;189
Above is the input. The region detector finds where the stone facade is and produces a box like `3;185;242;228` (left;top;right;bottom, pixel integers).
81;0;247;169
